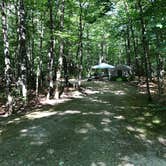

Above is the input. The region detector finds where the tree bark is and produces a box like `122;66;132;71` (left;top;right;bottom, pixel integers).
54;0;65;99
1;0;13;114
130;23;140;77
47;0;54;100
124;1;131;66
138;0;152;101
76;0;84;87
36;14;44;98
155;31;164;95
18;0;28;104
126;24;131;66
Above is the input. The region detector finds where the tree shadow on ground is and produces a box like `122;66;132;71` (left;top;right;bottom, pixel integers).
0;82;166;166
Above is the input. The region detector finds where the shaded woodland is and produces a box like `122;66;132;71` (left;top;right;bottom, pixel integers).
0;0;165;115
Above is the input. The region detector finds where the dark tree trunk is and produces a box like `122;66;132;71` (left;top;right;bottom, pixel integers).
28;9;35;88
130;23;140;77
18;0;28;104
86;27;91;77
14;0;19;80
146;41;152;81
138;0;152;101
76;0;84;86
47;0;55;100
63;54;69;87
126;24;131;66
36;14;44;98
1;0;13;114
156;32;164;95
124;1;131;66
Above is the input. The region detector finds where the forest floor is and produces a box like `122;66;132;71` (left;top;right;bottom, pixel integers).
0;81;166;166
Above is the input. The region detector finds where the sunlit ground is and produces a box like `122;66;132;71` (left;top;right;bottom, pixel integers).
0;81;166;166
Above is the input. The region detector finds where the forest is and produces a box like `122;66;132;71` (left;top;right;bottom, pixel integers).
0;0;165;115
0;0;166;165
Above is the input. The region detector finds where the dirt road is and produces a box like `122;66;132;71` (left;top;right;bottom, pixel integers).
0;82;165;166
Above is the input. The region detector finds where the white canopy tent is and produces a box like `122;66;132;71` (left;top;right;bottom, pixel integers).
92;63;115;69
90;63;115;80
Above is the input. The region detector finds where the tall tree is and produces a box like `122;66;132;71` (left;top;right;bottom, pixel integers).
137;0;152;101
76;0;84;86
55;0;65;99
47;0;55;99
17;0;28;104
1;0;13;114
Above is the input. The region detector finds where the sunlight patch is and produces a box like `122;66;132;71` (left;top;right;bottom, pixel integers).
58;110;81;115
152;118;161;124
136;128;146;134
112;90;126;95
146;123;152;127
40;98;71;106
91;162;106;166
72;91;84;98
102;118;111;123
76;128;88;134
114;106;125;110
20;126;48;146
75;123;96;134
84;89;100;94
103;111;114;116
0;129;2;135
7;117;21;124
82;112;103;115
30;141;44;145
118;156;134;166
144;112;152;117
20;129;28;133
136;117;145;121
139;133;146;140
25;110;81;119
101;118;112;125
103;127;111;132
25;111;57;119
126;126;135;131
90;98;109;104
47;149;55;155
118;163;134;166
158;137;166;146
114;115;125;120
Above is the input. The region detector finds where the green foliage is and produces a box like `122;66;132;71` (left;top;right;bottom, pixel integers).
0;0;165;102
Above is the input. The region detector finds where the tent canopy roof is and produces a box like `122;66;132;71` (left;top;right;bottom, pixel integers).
92;63;115;69
115;64;131;71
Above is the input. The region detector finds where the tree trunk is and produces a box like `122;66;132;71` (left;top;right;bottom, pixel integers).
47;0;54;100
155;32;163;95
76;0;84;87
54;0;65;99
146;41;152;81
100;40;104;63
130;23;140;77
28;9;35;88
36;14;44;98
18;0;28;104
86;27;91;77
124;1;131;66
1;0;13;114
14;0;19;80
126;24;131;66
138;0;152;101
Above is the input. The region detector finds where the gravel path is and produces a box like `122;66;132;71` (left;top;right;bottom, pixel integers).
0;82;166;166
